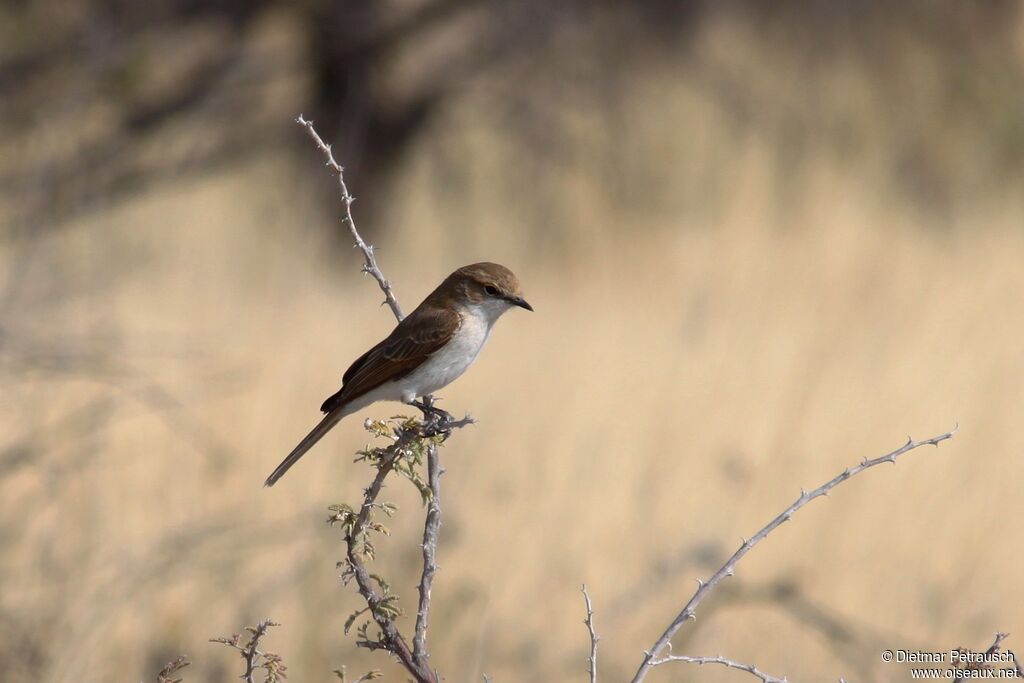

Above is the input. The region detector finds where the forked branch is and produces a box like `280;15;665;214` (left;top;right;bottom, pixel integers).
210;619;286;683
630;427;958;683
333;417;449;683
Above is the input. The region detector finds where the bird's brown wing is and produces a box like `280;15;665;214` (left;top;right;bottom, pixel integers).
321;306;462;413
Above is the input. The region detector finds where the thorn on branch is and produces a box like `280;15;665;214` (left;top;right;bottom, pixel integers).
295;116;404;322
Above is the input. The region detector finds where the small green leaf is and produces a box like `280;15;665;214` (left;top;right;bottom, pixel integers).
344;607;369;635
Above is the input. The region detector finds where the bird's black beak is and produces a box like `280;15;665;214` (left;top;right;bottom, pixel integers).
510;296;533;311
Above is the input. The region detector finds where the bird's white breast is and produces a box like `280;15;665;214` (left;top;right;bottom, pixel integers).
397;302;502;401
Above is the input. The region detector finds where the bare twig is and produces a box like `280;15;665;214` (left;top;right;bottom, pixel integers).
414;434;443;668
631;427;958;683
295;115;404;322
649;652;787;683
581;585;600;683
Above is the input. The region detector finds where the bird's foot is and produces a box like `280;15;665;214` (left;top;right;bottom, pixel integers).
410;397;455;436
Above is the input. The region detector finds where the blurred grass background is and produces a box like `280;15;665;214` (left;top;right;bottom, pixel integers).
2;1;1023;681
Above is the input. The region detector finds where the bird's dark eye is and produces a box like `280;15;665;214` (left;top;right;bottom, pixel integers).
484;285;500;296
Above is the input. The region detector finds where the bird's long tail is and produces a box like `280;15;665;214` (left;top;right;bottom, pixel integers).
264;410;345;487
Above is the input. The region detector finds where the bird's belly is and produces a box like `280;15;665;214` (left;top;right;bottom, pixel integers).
401;315;491;398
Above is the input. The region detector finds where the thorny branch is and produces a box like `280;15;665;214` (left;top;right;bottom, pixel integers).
295;114;405;322
630;427;958;683
581;585;599;683
341;428;423;676
413;440;443;667
297;116;472;682
333;409;467;683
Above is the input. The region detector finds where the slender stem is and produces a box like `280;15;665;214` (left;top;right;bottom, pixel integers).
295;115;404;322
414;442;443;668
649;654;787;683
241;622;270;683
581;585;599;683
631;427;958;683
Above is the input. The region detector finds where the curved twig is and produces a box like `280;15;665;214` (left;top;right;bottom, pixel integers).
631;427;958;683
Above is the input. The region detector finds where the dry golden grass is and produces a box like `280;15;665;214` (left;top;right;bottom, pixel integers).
3;9;1024;683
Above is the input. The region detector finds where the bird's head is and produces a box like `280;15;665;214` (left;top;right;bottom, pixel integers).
450;262;533;316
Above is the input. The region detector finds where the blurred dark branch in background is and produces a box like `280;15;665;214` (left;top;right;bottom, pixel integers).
4;0;1021;232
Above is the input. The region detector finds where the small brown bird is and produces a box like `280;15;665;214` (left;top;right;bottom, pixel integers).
264;262;532;486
